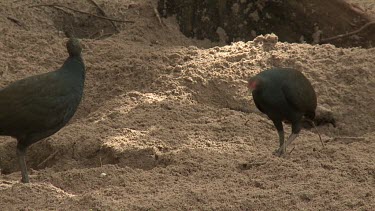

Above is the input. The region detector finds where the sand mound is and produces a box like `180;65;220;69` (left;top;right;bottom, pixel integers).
0;0;374;210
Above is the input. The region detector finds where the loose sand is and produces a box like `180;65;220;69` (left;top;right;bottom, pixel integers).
0;0;374;210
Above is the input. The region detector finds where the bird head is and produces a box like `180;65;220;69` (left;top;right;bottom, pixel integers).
66;38;82;57
247;77;260;92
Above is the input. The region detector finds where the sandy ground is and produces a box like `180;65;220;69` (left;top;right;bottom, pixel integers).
0;0;374;210
351;0;375;15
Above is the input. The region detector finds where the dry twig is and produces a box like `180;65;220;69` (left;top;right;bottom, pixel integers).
311;121;324;148
87;0;120;33
37;150;60;168
241;161;267;169
6;16;28;29
29;4;134;23
327;136;366;144
320;21;375;43
332;136;366;140
304;119;324;148
153;7;165;27
289;146;296;154
6;16;22;26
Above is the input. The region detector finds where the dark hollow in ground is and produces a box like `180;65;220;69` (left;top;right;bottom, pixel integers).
158;0;374;48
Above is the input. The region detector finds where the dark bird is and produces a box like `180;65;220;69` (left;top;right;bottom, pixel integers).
0;38;85;183
248;68;317;156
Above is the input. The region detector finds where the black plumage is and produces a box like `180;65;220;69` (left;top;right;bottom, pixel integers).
248;68;317;156
0;38;85;182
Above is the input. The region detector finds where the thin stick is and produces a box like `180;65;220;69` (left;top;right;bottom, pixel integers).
259;119;274;128
95;32;115;40
327;136;366;144
311;121;324;148
87;0;120;33
154;7;165;27
244;119;250;126
320;21;375;43
243;161;267;168
29;4;135;23
245;117;273;128
37;150;60;168
289;146;296;154
332;136;366;140
6;16;26;28
330;136;366;142
2;180;14;184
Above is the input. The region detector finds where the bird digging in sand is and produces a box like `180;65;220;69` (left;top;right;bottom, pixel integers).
248;68;317;156
0;37;85;183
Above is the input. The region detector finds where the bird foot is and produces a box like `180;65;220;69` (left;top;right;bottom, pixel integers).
272;147;286;157
20;178;30;183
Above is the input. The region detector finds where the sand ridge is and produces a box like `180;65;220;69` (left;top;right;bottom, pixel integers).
0;0;374;210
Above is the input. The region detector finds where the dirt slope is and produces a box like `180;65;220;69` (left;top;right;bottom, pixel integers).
0;0;374;210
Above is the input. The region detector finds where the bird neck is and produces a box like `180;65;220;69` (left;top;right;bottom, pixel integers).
68;55;84;66
58;55;85;82
61;56;85;72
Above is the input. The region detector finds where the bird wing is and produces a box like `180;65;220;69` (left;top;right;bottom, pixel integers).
0;71;75;136
281;81;307;113
278;69;316;116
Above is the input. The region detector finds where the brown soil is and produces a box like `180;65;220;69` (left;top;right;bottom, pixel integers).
0;0;374;210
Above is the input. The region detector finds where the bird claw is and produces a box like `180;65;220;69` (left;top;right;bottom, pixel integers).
272;147;286;157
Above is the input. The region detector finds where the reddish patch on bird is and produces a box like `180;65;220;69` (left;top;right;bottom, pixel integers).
248;79;258;90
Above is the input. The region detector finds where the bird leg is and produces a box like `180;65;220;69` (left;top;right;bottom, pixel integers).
277;121;301;155
273;130;286;156
16;146;29;183
275;133;298;156
271;120;286;156
284;133;299;149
